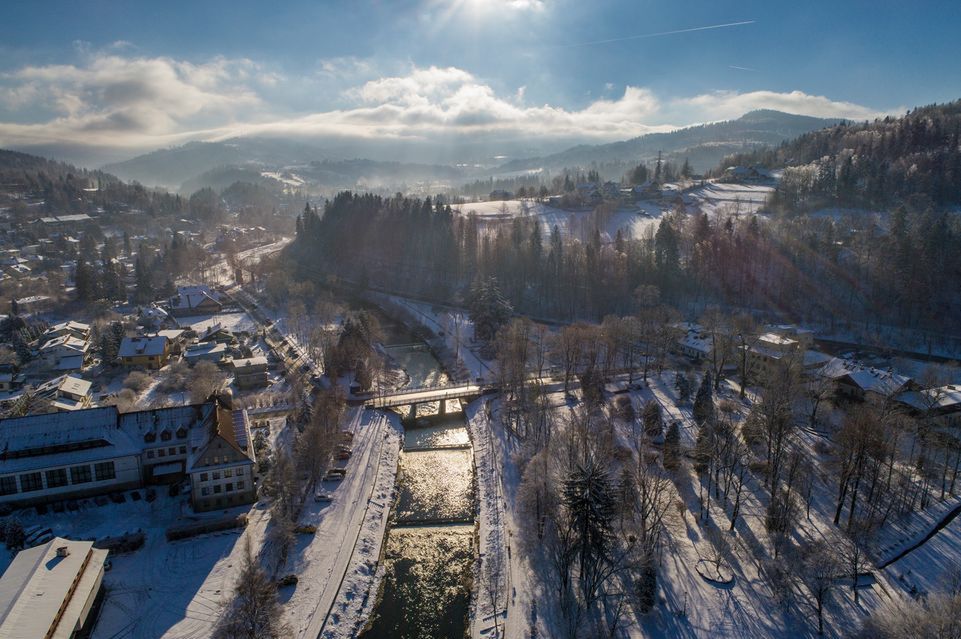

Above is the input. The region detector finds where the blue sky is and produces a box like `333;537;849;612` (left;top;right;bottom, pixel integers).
1;0;959;162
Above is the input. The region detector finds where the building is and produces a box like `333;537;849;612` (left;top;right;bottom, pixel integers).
230;356;269;389
167;285;223;318
0;401;255;512
818;358;914;402
118;335;169;369
41;321;90;344
744;332;801;382
38;334;89;372
10;295;51;316
896;385;961;428
188;406;257;512
34;374;93;412
0;407;142;507
184;341;227;365
0;537;108;639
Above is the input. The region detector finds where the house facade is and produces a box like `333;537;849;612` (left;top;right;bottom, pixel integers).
0;401;256;512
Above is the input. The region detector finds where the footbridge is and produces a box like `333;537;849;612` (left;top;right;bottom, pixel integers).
358;382;494;417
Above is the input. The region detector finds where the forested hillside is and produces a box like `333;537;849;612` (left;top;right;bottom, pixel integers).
0;149;184;216
717;101;961;211
285;189;961;333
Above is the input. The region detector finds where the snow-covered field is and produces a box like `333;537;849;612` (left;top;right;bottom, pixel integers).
183;311;259;336
688;182;774;219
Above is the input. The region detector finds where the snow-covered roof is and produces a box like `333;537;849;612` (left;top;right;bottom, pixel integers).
0;537;108;639
756;332;798;347
0;406;140;474
230;356;267;369
818;358;912;396
184;342;226;359
118;335;167;358
897;385;961;413
38;335;86;354
34;374;91;399
44;321;90;336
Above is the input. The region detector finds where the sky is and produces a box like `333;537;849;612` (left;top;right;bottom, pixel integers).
0;0;959;166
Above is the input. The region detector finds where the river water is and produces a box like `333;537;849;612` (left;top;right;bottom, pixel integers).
362;327;475;638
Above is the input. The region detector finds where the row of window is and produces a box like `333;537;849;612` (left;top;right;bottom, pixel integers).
146;446;187;459
198;466;246;483
200;480;246;497
0;461;116;496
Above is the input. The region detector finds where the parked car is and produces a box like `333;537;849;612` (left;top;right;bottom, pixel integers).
325;469;346;481
336;450;351;460
314;492;333;503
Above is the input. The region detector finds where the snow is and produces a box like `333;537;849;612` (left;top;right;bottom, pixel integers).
283;409;401;639
183;312;258;336
688;182;774;219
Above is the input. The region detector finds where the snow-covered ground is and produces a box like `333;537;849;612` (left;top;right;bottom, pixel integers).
688;182;774;219
283;408;402;638
182;311;259;336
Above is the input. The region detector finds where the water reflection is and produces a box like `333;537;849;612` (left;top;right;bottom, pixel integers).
361;526;473;639
396;449;473;523
404;418;471;449
384;344;447;388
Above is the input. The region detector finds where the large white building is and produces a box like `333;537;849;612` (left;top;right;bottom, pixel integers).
0;400;256;512
0;537;108;639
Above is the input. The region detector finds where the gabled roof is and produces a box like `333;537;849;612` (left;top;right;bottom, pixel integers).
187;406;254;472
897;385;961;413
0;537;107;639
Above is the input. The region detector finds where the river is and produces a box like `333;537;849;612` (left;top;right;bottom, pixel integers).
361;317;476;638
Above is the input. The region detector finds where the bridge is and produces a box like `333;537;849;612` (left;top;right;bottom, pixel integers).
359;382;492;417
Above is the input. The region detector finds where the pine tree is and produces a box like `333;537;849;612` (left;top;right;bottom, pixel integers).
693;371;715;427
663;422;681;470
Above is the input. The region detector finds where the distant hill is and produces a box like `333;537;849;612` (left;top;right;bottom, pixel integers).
495;110;846;175
102;138;329;190
714;101;961;210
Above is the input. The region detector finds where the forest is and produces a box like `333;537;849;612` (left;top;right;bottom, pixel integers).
286;184;961;334
714;101;961;211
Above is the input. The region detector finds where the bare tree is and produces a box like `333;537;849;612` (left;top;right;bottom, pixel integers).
800;540;842;635
214;537;289;639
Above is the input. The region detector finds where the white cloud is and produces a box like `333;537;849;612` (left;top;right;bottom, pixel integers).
0;52;892;154
674;89;891;121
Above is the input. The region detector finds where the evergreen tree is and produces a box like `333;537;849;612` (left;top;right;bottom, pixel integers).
693;371;715;427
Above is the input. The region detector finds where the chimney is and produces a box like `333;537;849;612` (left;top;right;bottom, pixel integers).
56;546;70;558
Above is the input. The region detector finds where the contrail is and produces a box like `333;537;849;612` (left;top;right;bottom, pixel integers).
729;64;758;72
558;20;756;48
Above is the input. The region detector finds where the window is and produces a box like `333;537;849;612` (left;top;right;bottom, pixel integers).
19;472;43;492
212;471;220;480
94;461;116;481
161;430;172;442
176;428;187;439
71;465;92;484
158;449;166;458
147;450;155;459
236;467;245;476
0;476;17;496
213;485;222;494
226;482;233;492
201;487;209;496
224;468;233;478
45;468;68;488
168;447;176;456
200;473;208;482
236;481;245;491
179;446;186;455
